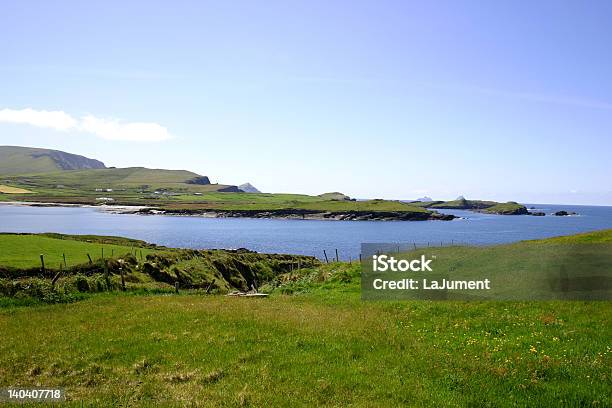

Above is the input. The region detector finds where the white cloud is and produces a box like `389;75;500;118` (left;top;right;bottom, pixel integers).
79;115;172;142
0;107;173;142
0;108;77;130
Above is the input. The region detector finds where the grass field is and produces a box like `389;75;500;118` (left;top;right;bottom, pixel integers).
0;279;609;406
0;231;610;406
0;233;159;269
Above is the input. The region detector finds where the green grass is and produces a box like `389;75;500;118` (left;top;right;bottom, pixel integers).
535;229;612;243
0;233;159;269
0;283;609;406
0;231;610;406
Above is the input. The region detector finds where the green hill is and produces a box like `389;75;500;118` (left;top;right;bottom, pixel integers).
21;167;207;188
0;146;106;175
0;146;240;198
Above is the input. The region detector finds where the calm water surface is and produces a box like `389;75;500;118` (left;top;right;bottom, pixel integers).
1;204;611;260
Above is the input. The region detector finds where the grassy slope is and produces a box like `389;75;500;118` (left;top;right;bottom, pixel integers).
0;146;104;175
0;147;63;175
0;233;159;269
0;233;319;297
535;229;612;243
0;231;610;406
5;167;203;188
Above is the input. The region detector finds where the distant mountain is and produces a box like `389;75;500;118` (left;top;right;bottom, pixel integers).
238;183;261;193
415;196;433;202
0;146;106;175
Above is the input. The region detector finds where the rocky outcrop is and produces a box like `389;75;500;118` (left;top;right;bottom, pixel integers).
32;149;106;170
554;210;577;216
217;185;241;192
186;176;211;185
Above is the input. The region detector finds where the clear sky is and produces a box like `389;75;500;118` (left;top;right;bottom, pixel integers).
1;1;611;205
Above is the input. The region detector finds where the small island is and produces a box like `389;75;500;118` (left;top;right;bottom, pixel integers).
408;197;528;215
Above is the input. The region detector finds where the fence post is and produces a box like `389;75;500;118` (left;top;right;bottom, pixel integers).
51;264;62;289
174;282;180;294
104;259;110;289
40;254;45;274
335;248;339;262
63;253;67;268
323;250;329;263
87;253;92;264
206;279;215;294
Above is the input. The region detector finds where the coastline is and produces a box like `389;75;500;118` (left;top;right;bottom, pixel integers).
0;201;456;221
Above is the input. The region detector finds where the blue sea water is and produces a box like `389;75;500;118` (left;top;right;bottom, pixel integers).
1;204;611;260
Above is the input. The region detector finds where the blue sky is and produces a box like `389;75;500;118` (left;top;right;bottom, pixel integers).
1;1;611;204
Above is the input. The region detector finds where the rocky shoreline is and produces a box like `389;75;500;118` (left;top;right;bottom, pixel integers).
136;207;457;221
